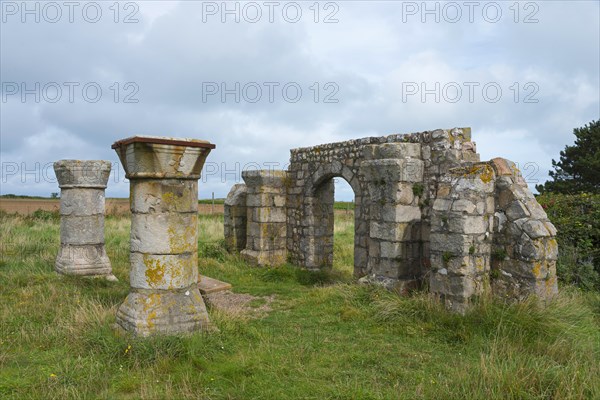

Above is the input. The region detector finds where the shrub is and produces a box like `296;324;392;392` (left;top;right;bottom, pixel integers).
30;209;60;221
537;192;600;290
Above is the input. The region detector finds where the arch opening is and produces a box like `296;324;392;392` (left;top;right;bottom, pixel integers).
302;168;365;279
332;177;355;281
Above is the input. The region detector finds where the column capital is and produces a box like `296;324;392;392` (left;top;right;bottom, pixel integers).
112;136;215;180
53;160;111;189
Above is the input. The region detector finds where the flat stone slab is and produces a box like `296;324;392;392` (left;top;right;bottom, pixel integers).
198;275;232;294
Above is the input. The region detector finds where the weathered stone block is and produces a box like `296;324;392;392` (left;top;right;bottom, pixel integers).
447;215;486;235
60;215;105;245
362;158;424;183
59;188;105;216
381;205;421;223
522;219;550;239
55;244;111;276
252;207;287;223
370;221;411;242
363;143;421;160
115;289;211;337
380;241;407;259
113;137;212;179
505;200;531;221
131;180;198;213
433;198;452;211
130;213;197;254
254;236;287;251
130;253;197;290
397;183;415;205
430;233;472;255
451;199;476;214
242;169;288;188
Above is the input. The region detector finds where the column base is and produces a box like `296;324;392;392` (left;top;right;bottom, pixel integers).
55;244;113;277
240;249;286;267
115;287;212;336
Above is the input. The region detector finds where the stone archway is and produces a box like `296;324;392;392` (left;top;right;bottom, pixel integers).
224;127;560;312
301;162;366;277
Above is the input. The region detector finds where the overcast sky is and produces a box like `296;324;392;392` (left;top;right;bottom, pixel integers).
1;0;598;200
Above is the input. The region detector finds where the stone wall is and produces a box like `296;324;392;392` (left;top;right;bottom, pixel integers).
490;158;559;301
223;127;558;311
284;127;479;279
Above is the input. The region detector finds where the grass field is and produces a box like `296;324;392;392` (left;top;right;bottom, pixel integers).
1;211;599;399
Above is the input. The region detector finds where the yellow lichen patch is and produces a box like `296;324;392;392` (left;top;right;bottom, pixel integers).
479;165;494;183
144;257;166;287
167;215;197;253
546;238;558;254
147;310;157;330
162;191;176;206
463;164;494;183
532;261;543;278
475;257;485;272
143;293;162;330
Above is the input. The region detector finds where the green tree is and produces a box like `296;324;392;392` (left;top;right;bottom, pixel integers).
536;120;600;194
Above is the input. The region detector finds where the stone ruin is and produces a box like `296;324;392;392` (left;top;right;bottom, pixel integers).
225;128;559;312
51;128;558;337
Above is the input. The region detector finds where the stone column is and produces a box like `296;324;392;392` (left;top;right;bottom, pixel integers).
361;143;424;294
54;159;115;280
112;136;215;336
240;170;287;266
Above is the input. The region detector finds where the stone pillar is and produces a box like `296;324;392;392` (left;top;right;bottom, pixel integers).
361;143;424;293
429;163;496;313
224;184;248;253
112;136;215;336
54;160;115;280
240;170;287;266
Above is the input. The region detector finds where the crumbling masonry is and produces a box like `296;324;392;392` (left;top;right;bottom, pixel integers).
225;128;558;312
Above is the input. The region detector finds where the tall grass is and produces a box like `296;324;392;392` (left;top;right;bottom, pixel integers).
0;211;599;399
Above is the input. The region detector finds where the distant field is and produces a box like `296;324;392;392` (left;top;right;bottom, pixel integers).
0;197;356;216
0;198;225;216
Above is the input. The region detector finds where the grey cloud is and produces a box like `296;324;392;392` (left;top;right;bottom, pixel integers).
1;1;598;199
